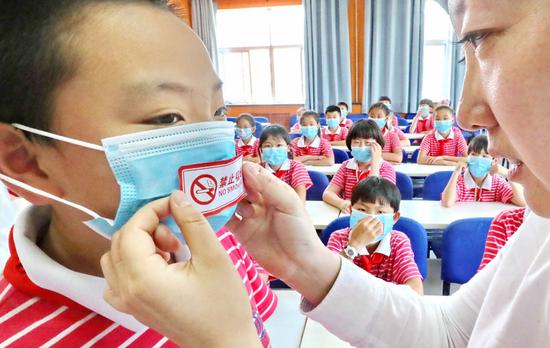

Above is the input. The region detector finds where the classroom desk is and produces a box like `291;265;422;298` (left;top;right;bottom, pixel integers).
306;201;340;229
306;164;341;176
400;200;515;229
405;133;426;140
393;163;452;177
265;290;307;348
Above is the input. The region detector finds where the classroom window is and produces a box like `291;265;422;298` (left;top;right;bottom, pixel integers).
216;5;305;105
421;0;454;102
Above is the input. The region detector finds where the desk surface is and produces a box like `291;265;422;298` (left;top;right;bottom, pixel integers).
306;164;341;176
332;145;419;154
405;133;426;140
307;163;453;177
265;290;306;348
306;201;340;229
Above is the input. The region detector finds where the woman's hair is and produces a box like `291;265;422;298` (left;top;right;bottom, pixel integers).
0;0;169;143
258;124;292;158
325;105;341;115
300;110;320;125
368;102;391;116
468;135;489;154
236;113;256;127
337;101;349;110
345;119;385;151
351;177;401;213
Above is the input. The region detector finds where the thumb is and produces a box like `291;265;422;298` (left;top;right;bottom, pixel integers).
169;191;225;261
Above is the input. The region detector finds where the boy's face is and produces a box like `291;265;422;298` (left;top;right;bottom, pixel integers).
351;199;399;222
325;111;340;120
300;116;319;127
434;110;454;122
260;136;288;150
469;150;492;159
368;108;387;120
338;105;348;113
21;5;224;219
236;119;255;131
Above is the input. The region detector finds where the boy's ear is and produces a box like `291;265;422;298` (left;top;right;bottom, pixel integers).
0;123;61;205
393;211;401;224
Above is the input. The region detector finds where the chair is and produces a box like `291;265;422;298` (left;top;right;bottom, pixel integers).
405;113;416;120
321;216;350;245
253;122;264;138
397;117;409;127
306;171;330;201
422;171;453;201
332;148;349;164
402;149;409;163
290;115;299;127
411;148;420;163
396;172;414;200
289;133;301;140
254;116;269;123
394;217;428;279
319;117;327;126
270;279;290;289
441;218;492;295
348;114;367;122
226;117;237;123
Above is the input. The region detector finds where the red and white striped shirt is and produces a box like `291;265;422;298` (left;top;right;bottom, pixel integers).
290;136;333;158
327;228;422;284
0;207;276;347
235;136;260;158
329;159;396;200
321;126;348;142
381;128;402;153
419;127;468;157
455;171;514;203
478;208;526;271
413;117;434;133
339;118;353;129
263;159;312;190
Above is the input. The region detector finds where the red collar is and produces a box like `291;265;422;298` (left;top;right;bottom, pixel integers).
354;253;385;272
3;227;87;310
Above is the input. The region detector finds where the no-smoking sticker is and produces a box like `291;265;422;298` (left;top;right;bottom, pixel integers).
179;156;245;217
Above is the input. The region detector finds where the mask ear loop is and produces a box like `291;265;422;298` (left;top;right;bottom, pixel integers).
12;124;104;152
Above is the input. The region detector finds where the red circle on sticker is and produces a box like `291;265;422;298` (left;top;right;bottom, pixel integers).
190;174;218;205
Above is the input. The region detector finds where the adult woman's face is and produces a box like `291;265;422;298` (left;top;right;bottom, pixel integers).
450;0;550;217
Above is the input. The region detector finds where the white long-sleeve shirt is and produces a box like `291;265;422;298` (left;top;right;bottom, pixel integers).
302;212;550;347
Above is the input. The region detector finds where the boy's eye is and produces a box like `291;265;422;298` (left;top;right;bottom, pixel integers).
147;113;185;125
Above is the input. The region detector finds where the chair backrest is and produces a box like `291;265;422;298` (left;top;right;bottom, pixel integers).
411;148;420;163
306;171;330;201
321;216;350;245
422;171;453;201
395;172;414;200
394;217;428;279
441;217;492;285
405;112;416;120
227;116;237;123
290;115;298;127
347;114;367;122
397;117;409;127
332;148;349;164
254;116;269;123
253;121;263;138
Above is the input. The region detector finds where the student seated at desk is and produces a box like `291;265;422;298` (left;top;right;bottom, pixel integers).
367;102;403;163
327;177;423;295
323;120;396;213
410;99;435;134
478;207;527;271
321;105;349;146
290;106;305;133
337;102;353;129
417;105;468;166
441;135;525;207
290;111;335;166
259;125;312;202
234;113;260;163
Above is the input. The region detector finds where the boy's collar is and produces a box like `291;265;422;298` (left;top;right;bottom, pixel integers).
435;128;454;140
350;229;392;256
8;205;148;333
464;170;493;189
264;158;291;172
237;135;257;147
297;136;320;148
323;126;342;135
345;158;382;170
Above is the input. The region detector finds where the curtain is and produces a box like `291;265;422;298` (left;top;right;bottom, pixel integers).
362;0;425;113
304;0;352;112
191;0;219;71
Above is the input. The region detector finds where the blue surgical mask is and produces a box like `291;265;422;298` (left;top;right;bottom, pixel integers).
349;209;394;244
236;127;253;140
418;105;430;119
2;122;243;242
326;118;340;129
351;146;372;163
301;126;319;139
372;118;387;129
434;120;453;134
262;147;288;166
341;110;348;119
468;156;493;178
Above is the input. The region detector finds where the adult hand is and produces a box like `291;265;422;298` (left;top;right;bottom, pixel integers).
348;216;383;250
227;163;340;306
101;191;261;348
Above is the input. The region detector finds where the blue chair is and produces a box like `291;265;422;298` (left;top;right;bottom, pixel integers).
405;113;416;120
396;172;414;200
290;133;301;140
348;114;367;122
226;117;237;123
319;118;327;126
270;279;290;289
397;117;409;127
290;115;299;127
422;171;453;201
254;116;269;123
321;216;350;245
394;217;428;279
306;171;330;201
253;122;263;138
333;148;349;164
411;148;420;163
441;218;492;295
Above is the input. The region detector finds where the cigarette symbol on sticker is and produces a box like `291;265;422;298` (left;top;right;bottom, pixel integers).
190;174;218;205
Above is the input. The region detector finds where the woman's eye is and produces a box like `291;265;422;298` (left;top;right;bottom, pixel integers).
147;113;185;125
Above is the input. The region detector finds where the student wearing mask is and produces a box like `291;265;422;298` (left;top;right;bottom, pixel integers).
290;111;335;166
321;105;349;145
337;102;353;129
234;113;260;163
410;99;435;134
367;102;403;164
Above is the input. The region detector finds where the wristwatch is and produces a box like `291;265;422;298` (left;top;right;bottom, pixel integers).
343;244;359;259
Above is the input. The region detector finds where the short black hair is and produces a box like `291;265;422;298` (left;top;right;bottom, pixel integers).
337;102;349;110
419;98;434;107
468;135;489;154
0;0;169;143
351;177;401;213
378;96;392;103
236;113;256;127
345;119;385;151
300;110;320;125
434;105;454;117
325;105;341;115
368;102;391;116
